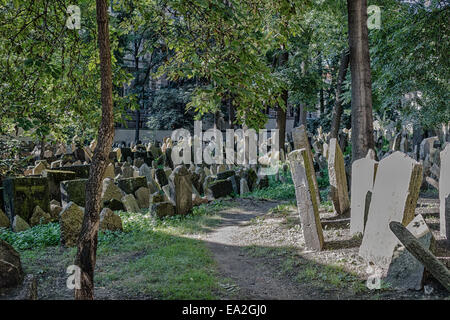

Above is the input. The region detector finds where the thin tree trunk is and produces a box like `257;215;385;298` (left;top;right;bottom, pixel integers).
277;50;288;152
134;42;140;143
299;103;307;126
39;137;45;160
227;97;235;129
347;0;375;161
294;105;300;128
330;49;350;140
74;0;115;300
318;51;324;115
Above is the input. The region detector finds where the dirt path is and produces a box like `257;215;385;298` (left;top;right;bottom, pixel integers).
201;198;304;299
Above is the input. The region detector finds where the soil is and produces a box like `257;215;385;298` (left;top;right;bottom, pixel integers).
199;197;450;300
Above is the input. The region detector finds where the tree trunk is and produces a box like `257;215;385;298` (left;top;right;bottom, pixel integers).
134;42;140;143
299;103;307;126
330;49;350;140
347;0;375;161
74;0;115;300
277;50;288;152
227;97;235;129
294;105;300;128
318;51;324;116
389;221;450;292
39;137;45;160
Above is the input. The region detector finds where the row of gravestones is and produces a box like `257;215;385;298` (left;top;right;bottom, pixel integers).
288;124;450;291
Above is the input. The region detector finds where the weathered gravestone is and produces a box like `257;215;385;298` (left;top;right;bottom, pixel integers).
43;170;77;201
30;206;51;227
359;152;423;269
0;209;10;228
101;178;124;204
155;168;169;188
350;151;378;236
121;194;140;213
170;166;193;215
440;144;450;238
0;239;24;289
135;187;150;209
60;179;87;207
207;179;233;199
59;202;84;247
292;125;321;205
385;214;433;291
328;138;350;215
99;208;123;232
288;149;324;251
117;176;147;195
59;164;90;179
2;177;50;224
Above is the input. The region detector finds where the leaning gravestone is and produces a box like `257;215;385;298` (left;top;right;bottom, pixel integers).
385;214;433;291
2;177;50;224
328;138;350;215
59;202;84;247
170;165;193;215
350;151;378;236
0;209;10;229
288;149;324;251
101;178;124;203
359;152;423;269
439;144;450;238
135;187;150;209
292;125;321;205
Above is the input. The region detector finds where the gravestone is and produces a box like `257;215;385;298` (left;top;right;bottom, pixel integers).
138;163;152;183
440;144;450;238
59;202;84;247
350;151;378;236
3;177;50;224
170;166;193;215
135;187;150;209
101;178;124;203
117;177;147;195
43;170;77;202
103;163;115;180
385;214;433;291
291;125;321;205
99;208;123;232
121;194;140;213
208;180;233;199
328;138;350;215
359;152;423;269
30;206;51;227
13;215;30;232
59;165;90;179
155;168;169;188
60;179;87;207
0;209;10;228
240;178;250;196
288;149;324;251
0;239;24;289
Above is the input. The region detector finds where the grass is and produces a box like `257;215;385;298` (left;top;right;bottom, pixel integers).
242;171;296;201
1;201;234;300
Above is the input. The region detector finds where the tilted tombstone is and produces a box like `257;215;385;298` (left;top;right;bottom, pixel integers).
291;125;321;205
385;214;433;291
439;144;450;238
288;149;324;251
328;138;350;215
350;151;378;236
359;152;423;269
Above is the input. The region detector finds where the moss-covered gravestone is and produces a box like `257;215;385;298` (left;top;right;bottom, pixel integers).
58;165;91;179
42;170;77;201
2;177;50;224
117;176;147;195
60;179;87;207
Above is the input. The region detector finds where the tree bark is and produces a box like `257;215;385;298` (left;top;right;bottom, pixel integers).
74;0;115;300
299;103;307;126
389;221;450;292
318;51;324;116
347;0;375;161
330;49;350;140
277;50;288;152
